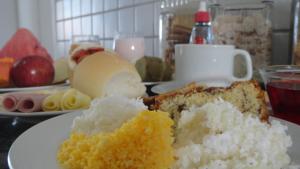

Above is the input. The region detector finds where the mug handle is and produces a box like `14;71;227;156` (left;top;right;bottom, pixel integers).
232;49;253;81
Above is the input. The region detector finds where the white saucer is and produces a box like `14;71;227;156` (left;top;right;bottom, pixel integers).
151;80;232;94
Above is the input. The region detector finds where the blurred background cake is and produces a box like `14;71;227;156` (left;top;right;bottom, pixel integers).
135;56;173;82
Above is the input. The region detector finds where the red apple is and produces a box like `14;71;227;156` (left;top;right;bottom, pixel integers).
11;56;54;87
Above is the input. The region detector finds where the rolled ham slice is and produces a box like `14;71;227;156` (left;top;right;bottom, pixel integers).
2;94;22;112
17;94;48;113
2;93;49;113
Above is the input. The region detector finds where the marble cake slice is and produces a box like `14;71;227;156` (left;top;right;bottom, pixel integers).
144;80;269;126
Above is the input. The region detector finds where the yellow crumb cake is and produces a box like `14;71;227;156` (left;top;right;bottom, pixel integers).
145;81;269;126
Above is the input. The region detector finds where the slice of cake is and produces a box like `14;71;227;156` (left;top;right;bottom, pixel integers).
145;80;269;126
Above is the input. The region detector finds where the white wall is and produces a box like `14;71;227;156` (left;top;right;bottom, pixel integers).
0;0;18;48
38;0;56;58
17;0;40;38
0;0;56;57
17;0;56;57
54;0;161;58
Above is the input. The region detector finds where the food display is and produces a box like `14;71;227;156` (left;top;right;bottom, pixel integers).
71;51;146;98
1;88;91;113
57;96;174;169
1;6;299;168
56;87;298;169
0;28;70;88
135;56;173;82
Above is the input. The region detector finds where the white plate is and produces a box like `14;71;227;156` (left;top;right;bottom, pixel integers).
0;82;69;93
151;80;232;94
8;111;81;169
8;113;300;169
0;85;76;117
0;109;78;117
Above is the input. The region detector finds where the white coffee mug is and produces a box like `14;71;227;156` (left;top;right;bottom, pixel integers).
175;44;253;85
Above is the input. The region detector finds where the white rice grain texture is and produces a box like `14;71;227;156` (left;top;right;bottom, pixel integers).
174;99;296;169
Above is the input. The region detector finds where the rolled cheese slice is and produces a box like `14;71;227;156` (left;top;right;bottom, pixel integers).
72;51;146;98
60;88;91;110
42;91;64;111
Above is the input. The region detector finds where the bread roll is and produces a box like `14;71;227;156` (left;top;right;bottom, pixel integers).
72;51;145;98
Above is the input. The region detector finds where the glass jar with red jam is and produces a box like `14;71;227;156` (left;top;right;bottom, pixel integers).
260;65;300;124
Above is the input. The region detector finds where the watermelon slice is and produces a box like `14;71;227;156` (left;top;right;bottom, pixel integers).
0;28;53;62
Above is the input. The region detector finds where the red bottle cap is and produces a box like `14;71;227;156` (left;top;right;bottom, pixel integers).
195;11;210;23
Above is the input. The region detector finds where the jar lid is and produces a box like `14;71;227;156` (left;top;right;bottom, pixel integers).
195;11;210;22
210;0;273;10
195;1;210;22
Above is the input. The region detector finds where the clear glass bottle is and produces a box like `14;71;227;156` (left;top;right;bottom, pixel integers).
292;0;300;65
190;1;213;44
160;0;202;72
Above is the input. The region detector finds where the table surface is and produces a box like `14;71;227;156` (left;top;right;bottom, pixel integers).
0;83;278;169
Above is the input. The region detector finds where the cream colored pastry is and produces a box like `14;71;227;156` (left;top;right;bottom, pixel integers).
53;57;70;84
72;51;146;98
60;88;91;110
